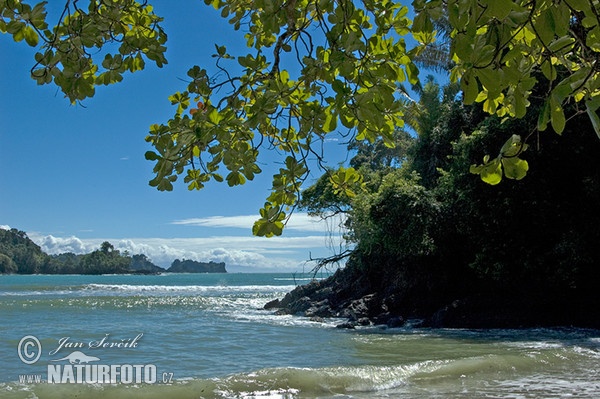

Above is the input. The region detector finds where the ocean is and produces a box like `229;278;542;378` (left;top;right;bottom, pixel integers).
1;273;599;398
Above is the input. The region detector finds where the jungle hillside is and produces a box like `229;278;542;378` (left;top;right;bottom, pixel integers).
271;77;600;328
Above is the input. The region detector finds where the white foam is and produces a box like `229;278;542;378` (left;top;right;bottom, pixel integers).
84;283;295;294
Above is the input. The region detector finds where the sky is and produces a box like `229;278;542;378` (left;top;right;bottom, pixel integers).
0;1;353;272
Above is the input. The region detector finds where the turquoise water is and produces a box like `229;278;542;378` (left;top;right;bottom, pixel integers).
1;273;599;398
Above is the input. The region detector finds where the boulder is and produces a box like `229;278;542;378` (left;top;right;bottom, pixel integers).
336;321;356;329
263;298;281;310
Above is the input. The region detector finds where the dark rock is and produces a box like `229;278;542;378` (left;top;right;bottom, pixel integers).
428;300;463;328
269;256;600;329
263;298;281;310
336;321;356;329
340;294;375;321
129;254;165;274
309;316;325;323
305;300;334;318
386;316;405;328
357;317;371;326
288;296;313;315
372;312;391;325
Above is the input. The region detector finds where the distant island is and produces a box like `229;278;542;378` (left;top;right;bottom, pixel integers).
167;259;226;273
0;228;226;274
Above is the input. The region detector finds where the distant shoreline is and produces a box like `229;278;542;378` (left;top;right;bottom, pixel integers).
0;227;226;274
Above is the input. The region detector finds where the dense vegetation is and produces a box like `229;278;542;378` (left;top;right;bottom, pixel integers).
167;259;227;273
4;1;600;235
0;229;147;274
298;78;600;326
0;228;230;274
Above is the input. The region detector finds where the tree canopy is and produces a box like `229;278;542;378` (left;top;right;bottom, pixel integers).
300;77;600;317
3;0;600;235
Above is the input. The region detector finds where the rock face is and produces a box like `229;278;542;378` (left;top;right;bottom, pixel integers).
267;268;409;329
167;259;227;273
129;254;164;274
264;261;600;329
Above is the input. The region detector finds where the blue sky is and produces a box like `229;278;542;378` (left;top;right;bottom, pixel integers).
0;1;352;272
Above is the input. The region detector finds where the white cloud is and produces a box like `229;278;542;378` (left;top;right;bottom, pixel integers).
26;213;351;272
35;235;94;255
28;233;348;272
172;215;257;229
0;225;10;230
172;212;346;233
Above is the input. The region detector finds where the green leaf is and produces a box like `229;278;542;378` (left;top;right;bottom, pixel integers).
479;158;503;185
586;102;600;140
548;36;575;52
412;11;433;33
535;9;556;45
226;172;247;186
252;203;286;237
212;173;224;183
483;0;514;20
540;60;557;82
323;111;337;133
461;74;479;104
586;27;600;52
144;151;160;161
500;135;527;158
215;44;227;56
550;96;566;134
22;26;39;46
538;99;551;131
405;62;420;85
566;0;591;12
502;157;529;180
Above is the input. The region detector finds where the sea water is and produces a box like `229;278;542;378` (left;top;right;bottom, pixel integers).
1;273;599;398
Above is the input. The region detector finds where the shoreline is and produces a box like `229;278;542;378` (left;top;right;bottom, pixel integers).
265;266;600;330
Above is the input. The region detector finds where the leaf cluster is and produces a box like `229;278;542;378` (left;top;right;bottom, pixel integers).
144;0;420;235
1;0;167;103
414;0;600;145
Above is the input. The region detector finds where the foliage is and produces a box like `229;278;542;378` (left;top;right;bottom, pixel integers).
305;77;600;299
348;170;441;259
0;0;167;103
349;128;414;171
469;134;529;185
0;228;48;273
4;1;600;235
413;0;600;183
144;0;418;236
0;252;18;273
439;105;600;291
0;229;162;274
167;259;227;273
76;241;131;274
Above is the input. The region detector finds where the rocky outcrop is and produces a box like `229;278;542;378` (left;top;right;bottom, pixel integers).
264;258;600;329
266;267;412;329
167;259;227;273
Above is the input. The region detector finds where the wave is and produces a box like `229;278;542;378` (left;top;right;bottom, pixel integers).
0;289;78;297
4;351;597;399
3;331;600;399
0;362;442;399
0;284;295;297
83;283;295;294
